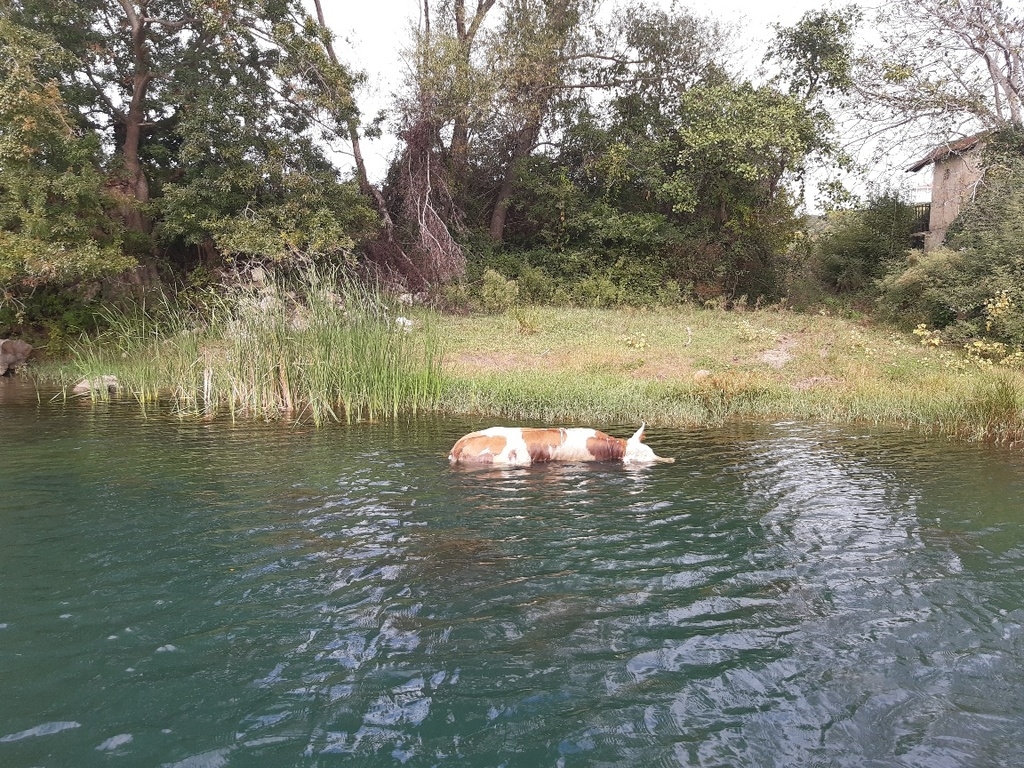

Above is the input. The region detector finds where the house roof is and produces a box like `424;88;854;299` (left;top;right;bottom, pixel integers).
906;132;989;173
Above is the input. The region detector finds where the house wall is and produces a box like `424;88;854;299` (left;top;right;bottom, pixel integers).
925;150;984;250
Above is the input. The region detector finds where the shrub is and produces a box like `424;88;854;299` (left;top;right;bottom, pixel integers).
516;264;556;303
879;130;1024;347
466;248;689;308
876;247;964;329
0;286;107;351
478;268;519;312
814;192;918;294
574;274;620;307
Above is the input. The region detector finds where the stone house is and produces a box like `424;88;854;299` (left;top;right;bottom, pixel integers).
907;132;987;250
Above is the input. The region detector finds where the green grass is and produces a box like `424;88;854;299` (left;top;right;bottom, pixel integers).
51;268;443;424
435;306;1024;444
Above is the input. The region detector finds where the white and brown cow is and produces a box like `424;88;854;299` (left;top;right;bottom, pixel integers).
448;423;673;466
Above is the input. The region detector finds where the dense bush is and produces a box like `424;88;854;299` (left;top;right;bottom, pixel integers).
0;287;106;350
877;247;964;329
878;130;1024;348
461;246;694;309
812;192;918;294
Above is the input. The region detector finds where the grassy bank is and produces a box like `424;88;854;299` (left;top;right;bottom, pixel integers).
436;306;1024;444
35;292;1024;444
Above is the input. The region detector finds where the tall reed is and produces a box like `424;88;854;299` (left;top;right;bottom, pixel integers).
65;267;443;423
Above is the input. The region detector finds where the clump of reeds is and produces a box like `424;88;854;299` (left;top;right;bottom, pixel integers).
958;373;1024;443
63;267;443;424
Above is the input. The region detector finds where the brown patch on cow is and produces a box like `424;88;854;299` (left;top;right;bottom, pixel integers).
529;445;550;462
522;428;567;463
450;434;507;463
586;434;626;461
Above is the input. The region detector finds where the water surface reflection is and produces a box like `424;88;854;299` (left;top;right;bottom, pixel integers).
1;394;1023;766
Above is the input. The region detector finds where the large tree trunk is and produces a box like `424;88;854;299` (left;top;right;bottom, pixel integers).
488;120;542;242
449;0;497;188
346;116;396;238
486;0;575;242
117;0;153;233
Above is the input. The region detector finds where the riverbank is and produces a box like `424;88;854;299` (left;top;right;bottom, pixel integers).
435;306;1024;444
26;302;1024;445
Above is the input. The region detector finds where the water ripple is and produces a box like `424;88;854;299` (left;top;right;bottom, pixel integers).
2;413;1024;766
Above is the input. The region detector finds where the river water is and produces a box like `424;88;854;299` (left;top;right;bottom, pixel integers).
2;378;1023;767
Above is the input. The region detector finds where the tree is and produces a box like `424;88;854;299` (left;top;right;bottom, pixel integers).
761;7;863;212
767;6;861;102
9;0;382;272
373;0;498;275
150;2;379;265
309;0;394;237
491;6;823;299
0;15;132;301
657;82;819;295
853;0;1024;151
450;0;500;181
484;0;593;242
12;0;200;234
667;85;815;222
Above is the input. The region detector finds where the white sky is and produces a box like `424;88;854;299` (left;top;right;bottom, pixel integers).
319;0;922;207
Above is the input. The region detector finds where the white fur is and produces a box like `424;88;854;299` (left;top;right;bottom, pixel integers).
453;424;672;465
623;422;665;465
476;427;532;465
549;428;598;461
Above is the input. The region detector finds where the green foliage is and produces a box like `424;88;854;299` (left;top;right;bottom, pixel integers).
814;192;917;294
877;247;967;327
147;2;380;264
0;285;106;349
879;130;1024;347
159;171;377;265
516;264;557;303
399;0;822;302
668;83;816;217
766;6;862;100
0;16;133;300
462;246;694;309
7;0;382;282
479;268;520;312
883;245;1024;345
500;72;816;301
662;83;813;298
948;132;1024;235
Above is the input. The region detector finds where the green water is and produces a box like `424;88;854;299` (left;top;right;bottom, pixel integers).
2;379;1024;767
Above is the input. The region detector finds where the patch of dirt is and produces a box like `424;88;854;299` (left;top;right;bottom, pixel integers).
448;351;551;373
760;335;798;369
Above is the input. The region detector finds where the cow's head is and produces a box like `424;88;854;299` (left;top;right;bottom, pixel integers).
623;423;674;464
